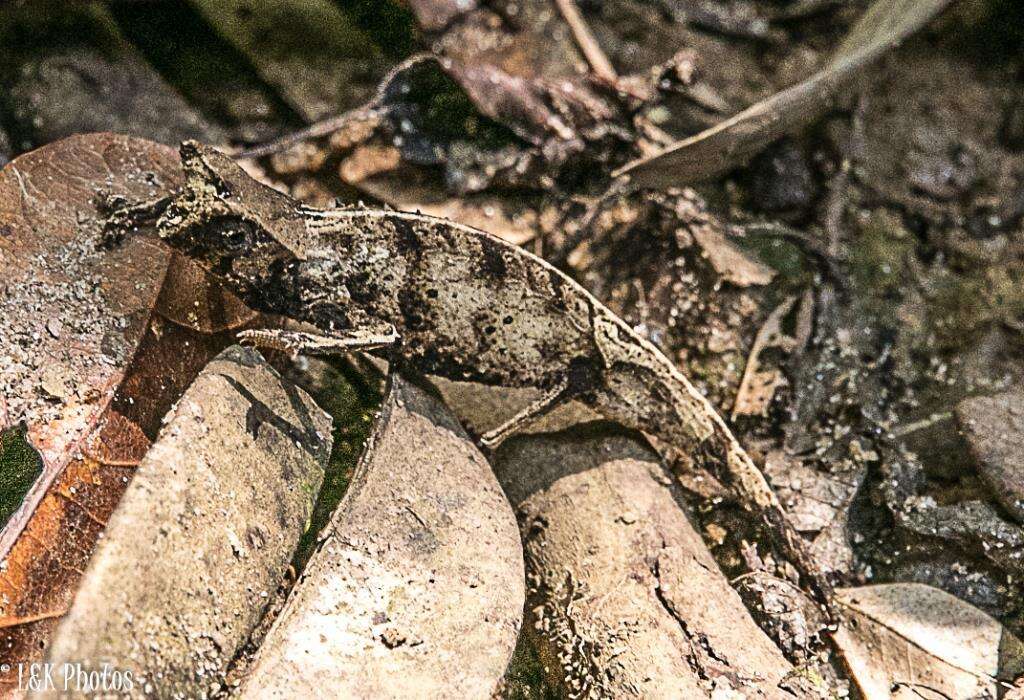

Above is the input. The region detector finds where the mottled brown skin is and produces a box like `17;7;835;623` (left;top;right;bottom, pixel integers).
120;141;833;614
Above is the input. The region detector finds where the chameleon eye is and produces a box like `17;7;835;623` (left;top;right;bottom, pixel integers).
218;219;255;254
225;228;247;249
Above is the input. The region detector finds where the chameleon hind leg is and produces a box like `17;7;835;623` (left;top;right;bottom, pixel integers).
479;375;574;448
480;359;602;448
238;325;399;357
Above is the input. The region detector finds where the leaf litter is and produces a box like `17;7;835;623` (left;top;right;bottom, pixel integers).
2;0;1024;695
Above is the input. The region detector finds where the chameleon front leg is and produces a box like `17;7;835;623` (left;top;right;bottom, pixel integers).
98;193;173;246
238;326;399;357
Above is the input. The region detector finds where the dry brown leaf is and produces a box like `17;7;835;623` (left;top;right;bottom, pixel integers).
44;346;331;696
956;389;1024;524
732;295;799;419
239;374;523;698
614;0;955;188
834;583;1024;699
434;5;613;147
0;134;254;683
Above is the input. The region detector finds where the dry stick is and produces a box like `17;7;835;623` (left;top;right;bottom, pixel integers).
234;106;386;160
553;0;618;82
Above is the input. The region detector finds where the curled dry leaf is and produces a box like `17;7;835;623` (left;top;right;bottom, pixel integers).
493;422;800;698
732;295;799;420
239;375;523;699
433;0;621;148
257;34;626;199
834;583;1024;699
0;133;254;684
44;346;331;697
369;54;622;192
614;0;955;188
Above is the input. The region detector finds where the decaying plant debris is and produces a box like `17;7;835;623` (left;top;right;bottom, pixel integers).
3;0;1024;697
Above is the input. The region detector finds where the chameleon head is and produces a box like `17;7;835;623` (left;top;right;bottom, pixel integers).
157;141;311;310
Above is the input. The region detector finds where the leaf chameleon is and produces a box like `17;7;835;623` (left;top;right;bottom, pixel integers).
105;142;834;614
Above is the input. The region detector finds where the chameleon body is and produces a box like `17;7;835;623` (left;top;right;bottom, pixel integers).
114;142;832;611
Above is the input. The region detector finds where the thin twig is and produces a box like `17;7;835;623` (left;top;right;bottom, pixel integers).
890;412;953;438
553;0;618;82
234;106;387;160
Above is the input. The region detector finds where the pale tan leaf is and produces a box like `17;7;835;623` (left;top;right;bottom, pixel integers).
732;296;799;419
239;374;523;699
43;346;332;696
492;420;800;697
835;583;1024;699
690;226;776;288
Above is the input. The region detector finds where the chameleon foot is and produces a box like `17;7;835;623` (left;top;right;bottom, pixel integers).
480;376;572;448
238;327;399;357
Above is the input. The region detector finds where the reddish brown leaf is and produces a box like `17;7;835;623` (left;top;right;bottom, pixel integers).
0;133;254;684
